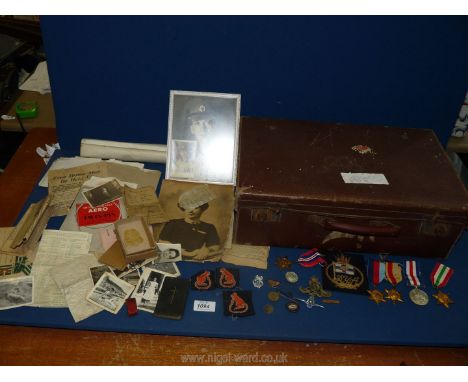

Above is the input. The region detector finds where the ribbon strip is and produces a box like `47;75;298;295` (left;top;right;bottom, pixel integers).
430;263;454;288
405;260;421;287
372;260;386;285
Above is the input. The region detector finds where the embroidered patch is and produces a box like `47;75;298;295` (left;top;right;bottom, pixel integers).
223;290;255;317
191;270;216;291
216;267;239;289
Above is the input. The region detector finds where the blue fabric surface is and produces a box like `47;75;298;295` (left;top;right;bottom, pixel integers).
1;151;468;347
40;16;468;150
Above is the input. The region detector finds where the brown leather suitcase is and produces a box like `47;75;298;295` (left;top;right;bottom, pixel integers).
234;117;468;258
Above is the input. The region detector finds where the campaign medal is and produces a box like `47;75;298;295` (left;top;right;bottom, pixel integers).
276;256;293;270
430;263;454;308
367;260;386;304
297;248;326;268
405;260;429;306
385;262;404;304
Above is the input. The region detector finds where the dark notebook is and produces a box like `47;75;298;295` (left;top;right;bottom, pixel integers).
153;277;190;320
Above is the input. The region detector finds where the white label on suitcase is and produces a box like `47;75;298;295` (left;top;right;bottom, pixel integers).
341;172;389;185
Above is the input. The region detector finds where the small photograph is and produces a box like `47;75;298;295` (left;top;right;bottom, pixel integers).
86;272;134;314
145;261;181;278
133;268;165;313
0;276;33;310
90;265;115;285
114;217;155;257
166;90;241;185
170;140;197;179
83;179;123;208
119;269;143;286
155;243;182;263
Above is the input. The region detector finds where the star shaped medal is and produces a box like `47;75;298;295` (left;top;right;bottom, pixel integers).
385;262;404;304
275;256;292;270
368;289;386;304
430;263;454;309
367;260;386;304
433;290;453;309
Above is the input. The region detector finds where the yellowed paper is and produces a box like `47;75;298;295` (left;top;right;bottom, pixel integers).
48;162;161;216
221;244;270;269
32;230;93;307
124;186;168;224
50;255;102;322
0;228;16;278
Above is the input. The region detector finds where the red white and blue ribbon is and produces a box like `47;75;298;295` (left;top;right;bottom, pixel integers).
430;263;454;288
405;260;421;287
297;248;326;268
372;260;386;285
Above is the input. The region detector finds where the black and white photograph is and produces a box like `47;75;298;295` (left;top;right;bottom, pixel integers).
155;243;182;263
158;180;234;262
133;268;165;313
166;90;241;185
86;272;134;314
90;265;115;285
118;269;143;286
144;261;181;278
83;179;123;207
0;276;33;310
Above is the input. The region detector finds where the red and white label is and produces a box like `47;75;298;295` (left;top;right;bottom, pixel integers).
76;200;121;227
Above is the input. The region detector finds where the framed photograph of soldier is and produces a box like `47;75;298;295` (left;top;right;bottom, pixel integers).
157;180;235;262
166;90;241;185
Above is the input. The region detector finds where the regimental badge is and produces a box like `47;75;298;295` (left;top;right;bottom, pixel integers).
191;270;215;291
216;267;239;289
223;291;255;317
299;276;332;298
253;275;264;288
322;254;369;295
267;279;281;288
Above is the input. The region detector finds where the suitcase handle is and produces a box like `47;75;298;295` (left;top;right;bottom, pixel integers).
323;219;400;237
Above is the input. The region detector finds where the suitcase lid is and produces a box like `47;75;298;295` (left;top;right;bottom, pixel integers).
237;117;468;219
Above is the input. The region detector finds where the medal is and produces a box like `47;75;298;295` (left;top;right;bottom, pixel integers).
275;256;293;270
385;262;404;304
430;263;454;308
405;260;428;306
367;260;386;304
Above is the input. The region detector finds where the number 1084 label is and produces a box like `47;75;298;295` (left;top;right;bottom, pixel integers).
193;300;216;312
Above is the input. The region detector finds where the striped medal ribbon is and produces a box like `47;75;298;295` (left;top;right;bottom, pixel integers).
430;263;454;289
406;260;429;306
372;260;386;286
385;262;403;286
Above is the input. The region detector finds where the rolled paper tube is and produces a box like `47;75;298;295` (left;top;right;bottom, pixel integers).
80;138;167;163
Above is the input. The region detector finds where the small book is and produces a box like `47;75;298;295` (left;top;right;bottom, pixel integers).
153;277;190;320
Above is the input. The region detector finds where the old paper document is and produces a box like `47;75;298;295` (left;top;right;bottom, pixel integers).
48;162;161;216
221;244;270;269
124;186;168;224
50;255;102;323
32;230;92;307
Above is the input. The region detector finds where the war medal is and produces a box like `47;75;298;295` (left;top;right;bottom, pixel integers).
430;263;454;308
267;279;281;288
275;256;293;270
385;262;404;304
367;260;386;304
405;260;429;306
